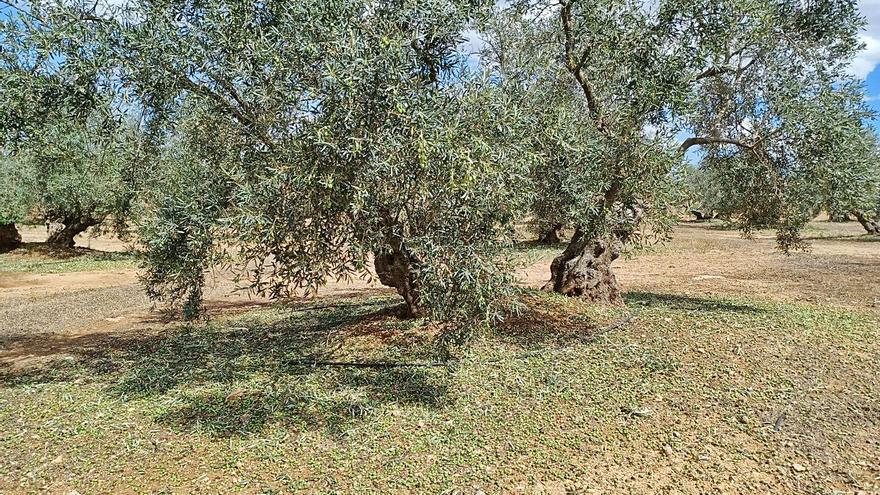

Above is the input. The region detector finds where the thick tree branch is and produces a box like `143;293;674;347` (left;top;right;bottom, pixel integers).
167;67;276;151
678;136;754;153
559;0;601;118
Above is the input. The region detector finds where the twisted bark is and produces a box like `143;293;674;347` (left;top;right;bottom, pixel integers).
853;210;880;235
373;244;423;318
542;229;624;304
0;223;21;252
543;205;643;304
46;216;100;248
373;213;424;318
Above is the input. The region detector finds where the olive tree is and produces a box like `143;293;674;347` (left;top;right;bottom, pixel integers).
831;129;880;234
33;0;536;321
0;157;35;250
482;0;873;301
0;2;143;247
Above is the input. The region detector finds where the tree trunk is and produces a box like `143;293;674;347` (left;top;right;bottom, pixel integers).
373;238;424;318
828;211;850;223
690;209;714;221
0;223;21;252
46;216;99;248
542;229;624;305
853;210;880;235
538;222;563;244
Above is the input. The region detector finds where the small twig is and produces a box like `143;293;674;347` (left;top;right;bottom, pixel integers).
287;359;448;369
578;312;636;344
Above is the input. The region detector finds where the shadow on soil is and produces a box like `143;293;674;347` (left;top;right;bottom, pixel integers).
802;234;880;242
0;295;446;437
1;242;129;259
625;291;765;314
0;290;764;437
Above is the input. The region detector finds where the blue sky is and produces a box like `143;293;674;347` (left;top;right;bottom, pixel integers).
850;0;880;123
5;0;880;122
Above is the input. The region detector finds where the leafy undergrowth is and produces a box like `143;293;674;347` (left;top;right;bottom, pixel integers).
0;293;878;494
0;243;136;273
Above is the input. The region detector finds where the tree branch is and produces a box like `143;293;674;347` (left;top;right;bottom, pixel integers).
0;0;42;22
166;66;276;151
559;0;601;118
678;136;755;153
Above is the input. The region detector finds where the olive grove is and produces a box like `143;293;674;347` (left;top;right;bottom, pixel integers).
0;4;144;247
1;0;877;322
482;0;877;302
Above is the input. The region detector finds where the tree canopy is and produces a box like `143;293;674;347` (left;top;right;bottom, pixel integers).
0;0;877;322
480;0;876;300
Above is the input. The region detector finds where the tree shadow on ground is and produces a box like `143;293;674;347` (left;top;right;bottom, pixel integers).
0;295;448;437
625;291;765;314
802;234;880;242
0;242;130;260
492;291;764;351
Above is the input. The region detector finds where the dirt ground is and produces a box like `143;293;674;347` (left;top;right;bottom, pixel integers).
0;219;878;494
523;219;880;308
4;220;877;342
1;219;878;387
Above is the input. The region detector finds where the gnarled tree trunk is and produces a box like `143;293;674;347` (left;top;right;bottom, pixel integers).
373;224;424;317
691;209;715;221
542;229;624;305
0;223;21;252
538;222;563;244
543;204;643;305
853;210;880;235
46;216;100;248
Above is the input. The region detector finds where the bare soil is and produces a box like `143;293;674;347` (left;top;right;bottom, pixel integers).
521;220;880;309
0;219;878;494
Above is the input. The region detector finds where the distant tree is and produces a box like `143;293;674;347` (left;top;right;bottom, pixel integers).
824;129;880;235
682;166;724;221
0;3;143;248
483;0;874;302
0;158;35;251
17;0;534;321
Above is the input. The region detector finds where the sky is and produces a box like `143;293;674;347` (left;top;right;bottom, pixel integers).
4;0;880;122
856;0;880;122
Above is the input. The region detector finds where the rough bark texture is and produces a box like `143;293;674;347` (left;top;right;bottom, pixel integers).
46;216;99;248
853;210;880;235
542;231;624;305
373;239;424;318
691;209;715;221
538;223;563;244
828;211;850;223
0;223;21;252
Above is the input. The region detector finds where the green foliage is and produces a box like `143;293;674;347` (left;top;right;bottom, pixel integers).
76;0;535;321
681;165;725;220
25;110;142;232
0;3;145;242
483;0;873;252
0;157;36;225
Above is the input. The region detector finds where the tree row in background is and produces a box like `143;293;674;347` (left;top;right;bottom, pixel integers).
1;0;878;325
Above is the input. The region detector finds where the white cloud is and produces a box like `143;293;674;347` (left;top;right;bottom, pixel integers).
850;0;880;79
458;29;486;56
850;34;880;79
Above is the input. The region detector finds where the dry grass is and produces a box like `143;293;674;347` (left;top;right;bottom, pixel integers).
0;219;878;494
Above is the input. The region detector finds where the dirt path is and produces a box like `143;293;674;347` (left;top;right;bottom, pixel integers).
1;219;877;359
522;220;880;309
